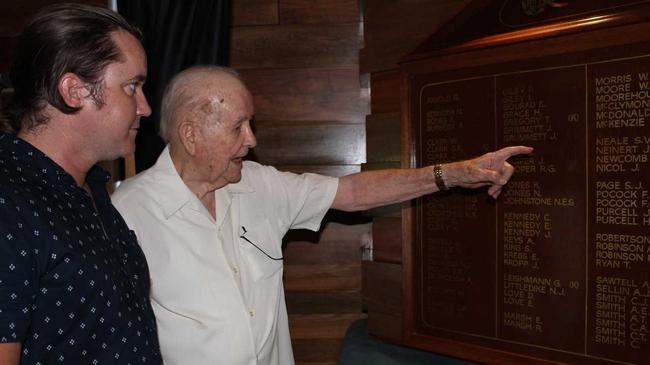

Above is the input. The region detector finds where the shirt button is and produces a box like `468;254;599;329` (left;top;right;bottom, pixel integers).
249;309;255;317
232;266;239;275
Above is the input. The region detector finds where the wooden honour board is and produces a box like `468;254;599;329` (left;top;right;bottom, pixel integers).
401;1;650;364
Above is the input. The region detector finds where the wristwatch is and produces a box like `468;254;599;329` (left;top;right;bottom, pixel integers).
433;164;448;191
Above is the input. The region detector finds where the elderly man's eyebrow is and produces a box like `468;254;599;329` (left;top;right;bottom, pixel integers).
234;118;245;127
237;114;254;124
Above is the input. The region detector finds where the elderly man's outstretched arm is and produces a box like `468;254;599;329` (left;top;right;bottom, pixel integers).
332;145;533;212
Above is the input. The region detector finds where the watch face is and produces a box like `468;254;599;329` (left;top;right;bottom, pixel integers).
434;164;447;190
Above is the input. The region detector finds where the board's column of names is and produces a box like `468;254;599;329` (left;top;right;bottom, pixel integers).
497;67;587;352
417;78;497;337
588;59;650;363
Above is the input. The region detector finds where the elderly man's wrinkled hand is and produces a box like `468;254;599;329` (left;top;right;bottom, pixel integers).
443;146;534;198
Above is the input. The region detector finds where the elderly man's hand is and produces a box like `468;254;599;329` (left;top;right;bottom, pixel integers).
442;146;534;199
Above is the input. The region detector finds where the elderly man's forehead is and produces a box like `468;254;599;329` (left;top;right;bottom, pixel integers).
171;70;249;120
196;76;247;100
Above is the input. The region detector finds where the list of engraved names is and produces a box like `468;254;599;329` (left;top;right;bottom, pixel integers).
415;55;650;364
588;58;650;363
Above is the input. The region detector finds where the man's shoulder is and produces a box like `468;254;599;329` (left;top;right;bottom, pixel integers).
242;160;268;171
0;168;58;233
242;160;273;174
0;136;27;185
241;160;334;185
112;167;159;204
240;160;288;186
0;162;46;206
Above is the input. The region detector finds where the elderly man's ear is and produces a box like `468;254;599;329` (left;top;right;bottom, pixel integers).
58;73;91;109
178;121;198;156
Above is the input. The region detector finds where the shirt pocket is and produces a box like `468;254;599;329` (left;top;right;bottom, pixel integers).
239;223;283;282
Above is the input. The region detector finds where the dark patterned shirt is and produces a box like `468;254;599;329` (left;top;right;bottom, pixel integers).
0;134;161;364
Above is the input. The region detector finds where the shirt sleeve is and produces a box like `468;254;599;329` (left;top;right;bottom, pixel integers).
261;167;339;232
0;194;36;343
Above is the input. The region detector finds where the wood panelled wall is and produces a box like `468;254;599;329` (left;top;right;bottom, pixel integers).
360;0;470;344
230;1;368;364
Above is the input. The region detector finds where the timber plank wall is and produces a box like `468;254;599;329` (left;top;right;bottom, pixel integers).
230;1;368;364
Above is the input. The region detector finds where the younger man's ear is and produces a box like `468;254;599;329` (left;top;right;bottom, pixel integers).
58;72;89;108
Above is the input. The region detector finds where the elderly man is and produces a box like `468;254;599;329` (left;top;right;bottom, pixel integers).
112;65;532;365
0;4;161;364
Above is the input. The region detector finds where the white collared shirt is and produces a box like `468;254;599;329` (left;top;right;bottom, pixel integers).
112;146;338;365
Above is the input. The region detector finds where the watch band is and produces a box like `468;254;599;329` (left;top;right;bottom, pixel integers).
433;164;448;191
